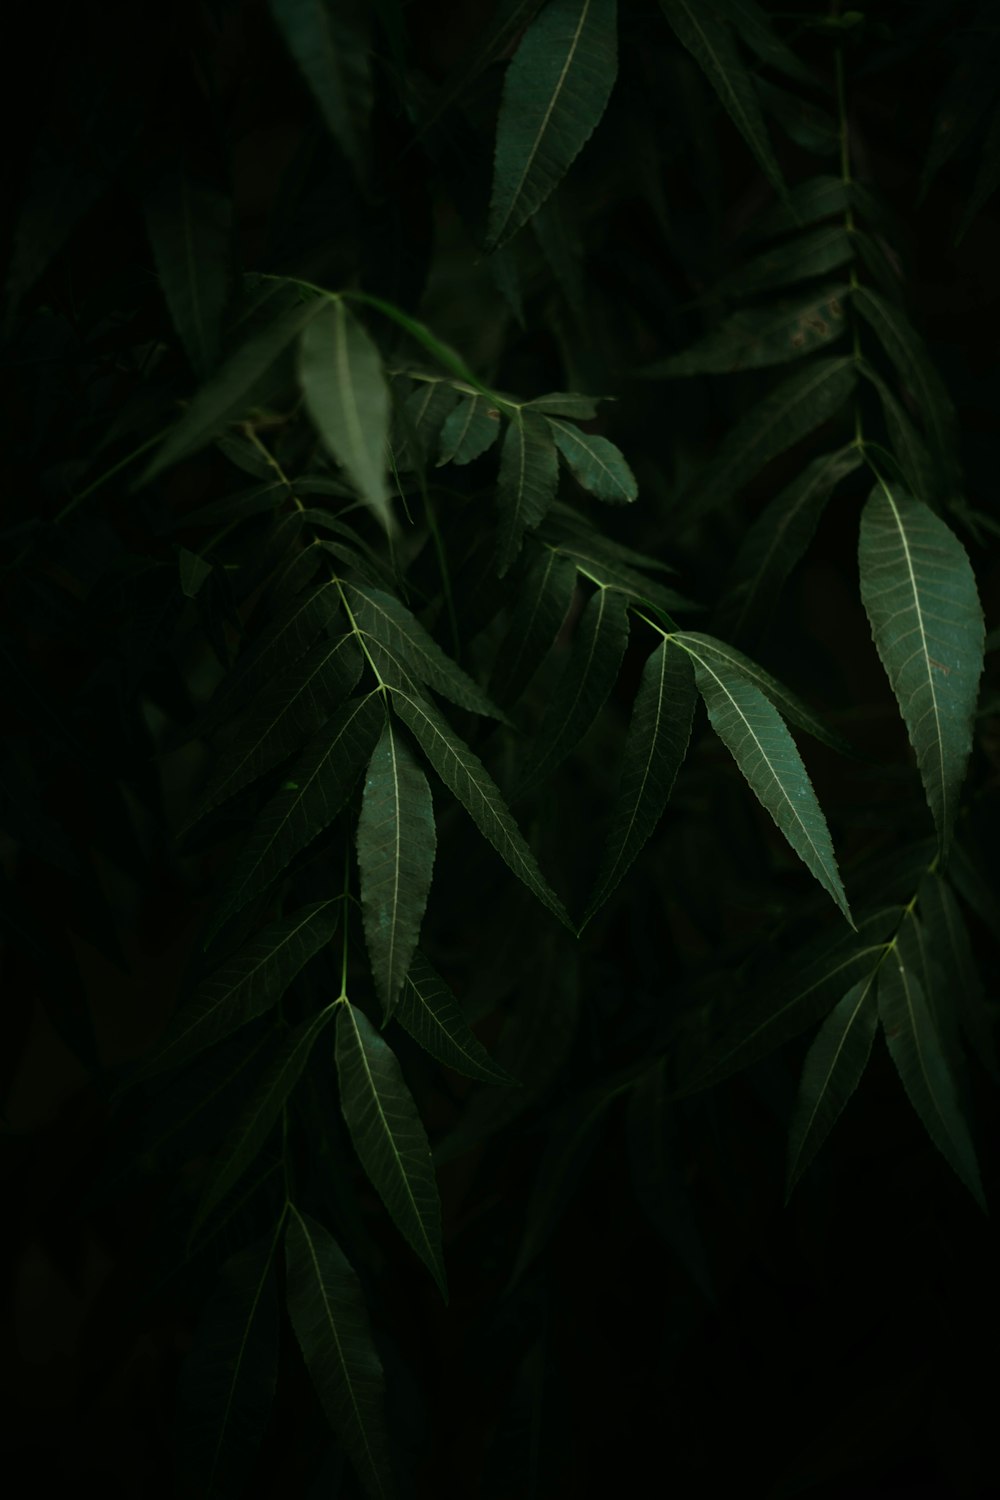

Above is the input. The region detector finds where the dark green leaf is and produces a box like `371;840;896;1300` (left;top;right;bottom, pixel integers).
756;76;838;156
643;285;849;376
489;547;577;706
395;952;514;1084
335;1002;447;1296
548;418;637;503
878;950;986;1210
785;972;879;1198
583;639;695;926
285;1206;396;1500
487;0;619;250
746;175;848;242
723;227;853;298
719;0;815;87
858;361;937;505
436;393;503;466
144;169;232;376
525;391;608;419
920;873;999;1081
858;485;984;852
267;0;372;179
178;547;213;599
496;410;559;574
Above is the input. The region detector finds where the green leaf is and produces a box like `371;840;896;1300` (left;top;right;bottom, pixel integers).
335;1002;447;1296
357;719;436;1019
746;175;848;242
728;446;863;636
723;227;853;298
547;418;637;503
346;583;508;720
858;485;984;853
677;356;856;522
178;546;213;599
659;0;784;196
487;0;618;250
756;76;838;156
193;1005;338;1232
785;972;879;1198
299;299;392;530
190;633;363;824
684;647;852;920
542;530;697;620
267;0;372;179
144;168;232;376
919;872;999;1082
853;287;960;492
496;410;559;574
436;393;503;466
643;285;849;376
718;0;815;87
176;1230;280;1499
395;952;514;1084
142;298;322;482
285;1206;395;1500
673;631;854;755
878;950;986;1210
137;901;339;1077
583;640;695;926
517;586;630;794
525;391;608;419
490;547;578;706
412;0;544;147
390;687;571;928
395;379;459;470
858;361;937;506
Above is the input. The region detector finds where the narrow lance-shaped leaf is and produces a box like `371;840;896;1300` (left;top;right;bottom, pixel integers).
346;583;508;720
144;168;232;376
718;0;815;87
659;0;784;196
487;0;618;250
357;720;436;1019
193;1005;337;1235
517;586;630;795
299;299;393;530
136;900;339;1077
548;417;637;503
496;410;559;575
858;484;984;853
785;972;879;1199
747;175;848;241
526;391;608;419
267;0;372;180
436;392;502;466
336;1002;447;1297
676;356;856;524
684;647;852;922
583;639;695;927
878;950;986;1210
919;872;1000;1081
212;694;384;932
176;1230;280;1499
395;952;514;1084
285;1207;396;1500
728;446;862;637
721;226;853;298
643;285;849;377
858;360;937;507
390;686;571;929
490;546;577;706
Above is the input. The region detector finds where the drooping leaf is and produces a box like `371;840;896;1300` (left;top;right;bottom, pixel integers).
285;1206;396;1500
517;586;630;795
525;391;608;419
136;901;339;1077
489;546;578;706
722;227;853;298
357;719;436;1019
718;0;815;87
785;972;879;1198
176;1229;280;1499
267;0;373;180
583;639;695;926
858;485;984;853
728;446;863;636
193;1005;338;1232
142;297;323;482
756;76;838;156
541;529;697;620
335;1002;447;1296
853;287;960;492
676;356;856;522
298;299;392;530
673;631;854;755
177;547;213;599
496;410;559;574
395;952;514;1084
213;694;384;931
390;687;570;929
878;950;986;1210
346;583;508;720
684;648;852;921
659;0;784;195
486;0;619;250
857;361;937;506
746;175;848;242
643;285;849;376
190;633;363;825
919;872;999;1081
436;392;503;466
548;418;637;503
144;168;232;376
